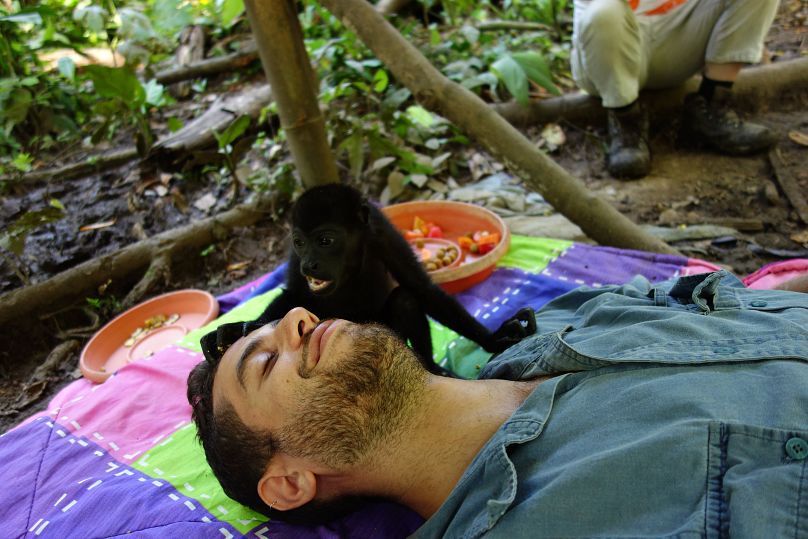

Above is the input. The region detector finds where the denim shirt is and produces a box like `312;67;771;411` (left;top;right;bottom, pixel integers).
412;271;808;538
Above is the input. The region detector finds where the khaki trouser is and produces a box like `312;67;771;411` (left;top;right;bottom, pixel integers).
570;0;779;108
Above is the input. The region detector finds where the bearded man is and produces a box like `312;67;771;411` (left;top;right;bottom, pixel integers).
188;270;808;537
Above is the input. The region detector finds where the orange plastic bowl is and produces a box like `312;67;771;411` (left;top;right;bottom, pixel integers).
383;200;510;294
79;289;219;383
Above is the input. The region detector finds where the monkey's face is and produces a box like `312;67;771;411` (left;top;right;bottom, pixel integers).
291;225;362;295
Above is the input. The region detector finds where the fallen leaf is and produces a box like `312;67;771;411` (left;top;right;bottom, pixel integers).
371;157;396;171
791;230;808;245
426;179;448;193
409;174;428;188
79;219;116;232
788;130;808;147
380;171;406;206
171;187;189;213
540;123;566;152
431;152;452;170
227;261;251;272
194;192;217;212
154;185;168;197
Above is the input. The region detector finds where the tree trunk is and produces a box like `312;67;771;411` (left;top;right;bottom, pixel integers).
242;0;339;188
154;41;259;86
319;0;678;255
0;196;274;326
149;83;273;171
6;147;139;185
375;0;413;16
492;57;808;127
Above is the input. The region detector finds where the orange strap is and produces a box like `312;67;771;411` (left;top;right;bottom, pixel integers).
645;0;689;15
629;0;689;15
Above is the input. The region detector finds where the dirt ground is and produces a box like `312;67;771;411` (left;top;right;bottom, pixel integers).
1;3;806;432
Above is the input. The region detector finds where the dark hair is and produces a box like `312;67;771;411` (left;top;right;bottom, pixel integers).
188;321;276;515
187;321;367;523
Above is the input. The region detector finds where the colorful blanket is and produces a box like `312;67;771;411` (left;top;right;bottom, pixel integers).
0;236;741;538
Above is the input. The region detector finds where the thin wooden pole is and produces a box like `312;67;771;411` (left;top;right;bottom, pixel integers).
242;0;339;188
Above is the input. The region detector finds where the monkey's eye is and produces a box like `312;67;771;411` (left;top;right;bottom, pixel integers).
293;237;304;248
318;236;334;247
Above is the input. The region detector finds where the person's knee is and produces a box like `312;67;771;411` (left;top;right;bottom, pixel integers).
578;0;629;39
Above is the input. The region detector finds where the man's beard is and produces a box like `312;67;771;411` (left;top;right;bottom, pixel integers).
274;322;428;469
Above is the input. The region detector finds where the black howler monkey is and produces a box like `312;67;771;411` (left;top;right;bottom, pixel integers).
257;184;536;376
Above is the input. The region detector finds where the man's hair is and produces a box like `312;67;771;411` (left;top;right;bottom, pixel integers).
187;321;366;523
188;321;276;515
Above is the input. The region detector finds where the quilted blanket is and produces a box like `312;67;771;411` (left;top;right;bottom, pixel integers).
0;236;735;538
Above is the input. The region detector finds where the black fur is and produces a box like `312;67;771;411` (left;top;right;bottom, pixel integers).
258;184;535;376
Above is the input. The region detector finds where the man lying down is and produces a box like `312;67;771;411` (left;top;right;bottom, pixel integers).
188;270;808;538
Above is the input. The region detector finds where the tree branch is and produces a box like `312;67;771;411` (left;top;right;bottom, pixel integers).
0;195;274;326
491;57;808;127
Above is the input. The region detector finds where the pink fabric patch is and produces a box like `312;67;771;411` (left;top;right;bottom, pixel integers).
25;345;202;463
680;258;723;276
742;259;808;290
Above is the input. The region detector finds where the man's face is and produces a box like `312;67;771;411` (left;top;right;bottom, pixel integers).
212;307;426;469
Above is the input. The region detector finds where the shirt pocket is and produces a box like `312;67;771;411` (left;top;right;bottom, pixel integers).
705;422;808;538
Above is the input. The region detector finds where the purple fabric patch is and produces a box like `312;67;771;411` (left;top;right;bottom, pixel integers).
455;268;578;329
544;244;686;286
250;502;424;538
0;417;238;538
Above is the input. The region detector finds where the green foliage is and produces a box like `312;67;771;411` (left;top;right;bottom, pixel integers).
85;294;122;316
217;0;245;28
213;115;251;151
85;65;167;156
0;0;574;203
0;3;88;158
492;51;559;105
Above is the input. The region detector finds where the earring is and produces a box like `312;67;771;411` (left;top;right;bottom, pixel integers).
269;499;278;510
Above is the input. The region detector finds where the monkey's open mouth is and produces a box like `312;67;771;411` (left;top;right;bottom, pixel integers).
306;276;333;293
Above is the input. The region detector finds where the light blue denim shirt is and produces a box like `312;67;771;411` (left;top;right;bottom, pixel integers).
412;271;808;538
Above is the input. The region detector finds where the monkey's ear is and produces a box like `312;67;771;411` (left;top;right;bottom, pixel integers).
257;455;317;511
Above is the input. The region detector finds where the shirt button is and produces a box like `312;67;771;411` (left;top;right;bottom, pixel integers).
750;300;768;307
785;437;808;460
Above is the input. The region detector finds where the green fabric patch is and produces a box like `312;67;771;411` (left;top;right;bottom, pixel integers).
444;336;493;379
131;423;266;534
499;235;571;271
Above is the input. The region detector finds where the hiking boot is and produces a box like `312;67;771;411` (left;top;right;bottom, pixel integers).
606;102;650;179
681;93;777;155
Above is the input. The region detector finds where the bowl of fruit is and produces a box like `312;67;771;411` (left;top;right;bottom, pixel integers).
383;200;510;294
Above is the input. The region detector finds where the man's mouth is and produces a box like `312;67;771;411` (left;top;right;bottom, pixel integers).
306;276;333;292
305;319;343;372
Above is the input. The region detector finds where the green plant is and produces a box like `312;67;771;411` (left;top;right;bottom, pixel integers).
213;114;251;201
491;50;560;105
85;65;168;155
0;5;88;156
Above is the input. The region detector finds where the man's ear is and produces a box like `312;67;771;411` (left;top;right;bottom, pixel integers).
257;457;317;511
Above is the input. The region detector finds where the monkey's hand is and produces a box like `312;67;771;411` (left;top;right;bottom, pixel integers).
488;307;537;352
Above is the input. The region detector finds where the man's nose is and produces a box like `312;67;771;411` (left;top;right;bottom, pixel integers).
280;307;319;349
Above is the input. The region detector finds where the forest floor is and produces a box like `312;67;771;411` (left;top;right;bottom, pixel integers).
1;2;805;432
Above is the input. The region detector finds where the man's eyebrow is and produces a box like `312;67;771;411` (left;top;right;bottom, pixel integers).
234;321;279;390
235;337;262;390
